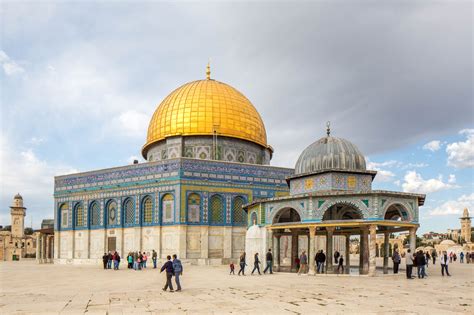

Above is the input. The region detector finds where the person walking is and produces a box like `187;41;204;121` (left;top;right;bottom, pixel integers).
334;251;340;264
415;250;426;279
152;250;158;269
229;262;235;275
107;252;113;269
440;251;451;276
133;252;138;270
405;249;414;279
318;250;326;274
392;249;401;274
432;251;437;265
138;252;143;270
251;253;262;275
102;253;108;270
425;252;431;268
114;252;121;270
298;251;308;275
263;249;273;274
172;254;183;291
337;255;344;274
160;255;174;292
127;253;133;269
449;252;453;263
460;252;464;263
238;252;247;276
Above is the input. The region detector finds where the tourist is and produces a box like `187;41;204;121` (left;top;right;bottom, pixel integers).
172;254;183;291
102;253;108;270
316;250;326;274
425;251;431;268
138;252;144;269
298;251;308;275
334;250;340;264
337;255;344;274
405;249;414;279
230;261;235;275
127;253;133;269
152;250;158;269
449;252;453;263
460;252;464;263
415;250;426;279
114;252;120;270
160;255;174;292
295;256;300;272
143;252;148;268
392;249;401;274
432;251;437;265
453;253;457;262
466;252;471;264
107;252;113;269
238;252;247;276
440;251;451;276
263;248;273;274
251;253;262;275
133;252;138;270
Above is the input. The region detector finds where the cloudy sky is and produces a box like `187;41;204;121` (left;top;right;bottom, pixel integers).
0;1;472;233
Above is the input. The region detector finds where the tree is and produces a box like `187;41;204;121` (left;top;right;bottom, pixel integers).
24;227;34;235
1;225;11;232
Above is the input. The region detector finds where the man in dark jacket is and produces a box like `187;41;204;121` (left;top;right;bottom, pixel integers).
161;255;174;292
102;253;108;270
263;249;273;274
107;252;113;269
415;250;427;279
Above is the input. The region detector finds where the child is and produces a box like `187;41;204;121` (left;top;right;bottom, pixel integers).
230;262;235;275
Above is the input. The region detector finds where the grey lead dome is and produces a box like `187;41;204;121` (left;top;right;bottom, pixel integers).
294;136;367;175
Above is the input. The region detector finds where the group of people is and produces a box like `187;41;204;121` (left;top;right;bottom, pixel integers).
102;251;121;270
230;249;274;276
101;250;184;292
452;251;474;263
405;249;453;279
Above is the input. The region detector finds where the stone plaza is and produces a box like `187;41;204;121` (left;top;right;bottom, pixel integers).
0;260;473;314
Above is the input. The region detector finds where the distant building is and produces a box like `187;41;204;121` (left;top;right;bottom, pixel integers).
41;219;54;230
435;208;474;254
0;194;37;261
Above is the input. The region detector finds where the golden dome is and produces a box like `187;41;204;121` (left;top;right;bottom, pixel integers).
142;75;268;157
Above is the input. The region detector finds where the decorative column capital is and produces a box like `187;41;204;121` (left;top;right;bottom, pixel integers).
309;226;316;234
326;226;335;233
369;225;377;234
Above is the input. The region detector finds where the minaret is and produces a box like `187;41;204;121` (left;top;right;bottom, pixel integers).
460;208;472;244
10;193;26;238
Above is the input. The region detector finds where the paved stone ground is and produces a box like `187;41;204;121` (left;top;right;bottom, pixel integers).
0;261;473;314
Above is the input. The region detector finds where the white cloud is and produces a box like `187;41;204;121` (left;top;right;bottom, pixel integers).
367;159;398;182
0;135;77;227
402;171;458;194
422;140;442;152
446;129;474;168
448;174;456;184
430;193;474;216
0;50;25;75
402;162;428;169
109;110;150;138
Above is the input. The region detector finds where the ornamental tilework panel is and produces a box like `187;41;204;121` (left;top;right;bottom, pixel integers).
226;196;231;224
203;192;209;223
290;173;372;195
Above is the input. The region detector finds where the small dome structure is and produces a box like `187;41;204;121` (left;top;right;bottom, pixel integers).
294;132;367;175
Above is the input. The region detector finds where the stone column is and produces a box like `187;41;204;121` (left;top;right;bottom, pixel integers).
309;227;316;275
409;227;417;255
36;233;41;263
275;235;281;271
383;231;390;274
200;226;209;262
291;231;298;272
345;234;350;274
325;227;334;274
368;225;377;276
362;227;369;275
45;235;50;263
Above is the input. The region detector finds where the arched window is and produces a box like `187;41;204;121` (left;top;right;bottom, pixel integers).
74;203;84;227
232;196;246;225
90;201;100;226
162;194;174;223
107;200;118;226
142;196;152;224
250;212;258;225
209;195;224;224
124;198;134;224
60;204;69;228
187;193;201;223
